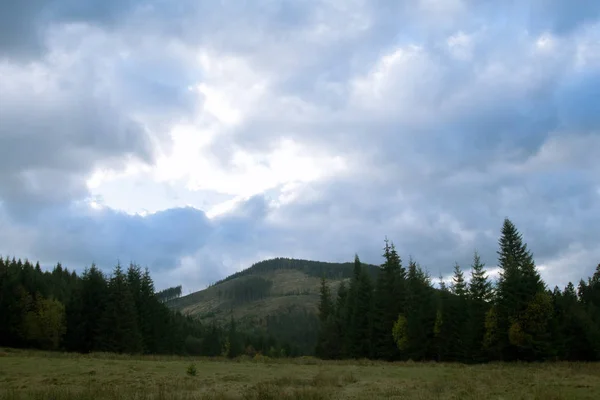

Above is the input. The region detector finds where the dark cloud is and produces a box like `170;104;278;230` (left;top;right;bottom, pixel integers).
526;0;600;35
0;20;200;216
0;0;143;60
4;206;211;272
0;61;154;216
1;0;600;292
0;0;49;59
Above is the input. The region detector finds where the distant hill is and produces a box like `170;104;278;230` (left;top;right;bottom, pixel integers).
167;257;379;354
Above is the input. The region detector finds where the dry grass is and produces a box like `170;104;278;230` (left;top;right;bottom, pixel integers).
1;348;599;399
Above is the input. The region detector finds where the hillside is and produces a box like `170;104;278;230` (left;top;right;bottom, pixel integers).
167;257;379;354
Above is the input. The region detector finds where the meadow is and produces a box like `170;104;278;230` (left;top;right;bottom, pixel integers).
1;348;599;399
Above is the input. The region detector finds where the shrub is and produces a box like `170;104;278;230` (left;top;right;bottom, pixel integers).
186;363;197;377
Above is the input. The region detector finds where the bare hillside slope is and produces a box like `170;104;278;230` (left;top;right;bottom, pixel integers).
167;258;378;353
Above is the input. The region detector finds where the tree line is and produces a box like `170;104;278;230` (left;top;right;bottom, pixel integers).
156;285;182;303
316;218;600;362
0;259;299;357
215;258;379;285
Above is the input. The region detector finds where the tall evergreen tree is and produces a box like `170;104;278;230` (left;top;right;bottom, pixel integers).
576;265;600;359
315;276;335;358
98;264;143;354
446;263;468;361
333;281;349;358
226;316;243;358
494;218;548;360
347;254;373;358
434;275;450;361
451;263;467;297
401;258;436;360
372;239;404;360
65;264;107;352
467;251;493;362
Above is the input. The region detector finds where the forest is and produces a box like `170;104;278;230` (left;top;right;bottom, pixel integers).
214;257;380;285
1;217;599;363
0;260;300;358
316;218;600;362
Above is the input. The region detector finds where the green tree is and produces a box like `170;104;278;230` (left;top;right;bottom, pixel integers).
402;258;436;360
315;275;335;358
226;317;243;358
372;239;405;360
23;296;66;350
467;251;493;362
508;292;554;360
347;254;374;358
495;218;547;360
392;314;409;352
98;264;143;354
333;281;349;358
65;264;107;352
445;263;468;361
576;265;600;360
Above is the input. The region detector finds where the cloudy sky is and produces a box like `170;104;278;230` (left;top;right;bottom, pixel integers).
1;0;599;292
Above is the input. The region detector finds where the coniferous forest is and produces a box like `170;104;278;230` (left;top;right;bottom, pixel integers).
316;218;600;362
2;217;599;363
0;261;297;358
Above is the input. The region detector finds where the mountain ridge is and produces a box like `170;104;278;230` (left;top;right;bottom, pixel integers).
167;257;381;353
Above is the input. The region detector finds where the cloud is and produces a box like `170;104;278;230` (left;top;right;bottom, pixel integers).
1;0;600;292
0;22;199;218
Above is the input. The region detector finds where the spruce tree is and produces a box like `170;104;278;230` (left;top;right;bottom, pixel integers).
65;264;107;352
402;258;436;360
467;251;492;362
98;264;143;354
434;275;450;361
577;265;600;360
334;281;349;358
451;263;467;297
318;276;333;322
315;276;334;358
469;251;493;303
347;254;373;359
372;238;404;360
445;263;468;361
227;317;243;358
438;274;448;292
495;218;548;360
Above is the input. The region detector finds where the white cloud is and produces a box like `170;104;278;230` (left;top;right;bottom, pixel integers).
1;0;600;292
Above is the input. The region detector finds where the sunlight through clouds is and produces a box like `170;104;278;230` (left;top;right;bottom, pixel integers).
1;0;599;291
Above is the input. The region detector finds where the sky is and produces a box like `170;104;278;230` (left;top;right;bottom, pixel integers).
1;0;599;293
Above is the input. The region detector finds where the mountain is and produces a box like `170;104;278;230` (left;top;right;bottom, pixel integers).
167;257;379;354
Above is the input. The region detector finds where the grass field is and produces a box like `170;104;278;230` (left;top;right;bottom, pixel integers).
1;348;599;399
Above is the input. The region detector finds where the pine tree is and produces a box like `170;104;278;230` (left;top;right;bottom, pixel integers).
227;317;243;358
318;276;333;323
438;274;448;292
445;263;468;361
469;251;493;303
347;254;373;359
98;264;143;354
315;276;334;358
495;218;548;360
434;276;450;361
402;258;436;360
333;281;349;358
467;251;492;362
577;265;600;360
65;264;107;352
451;263;467;297
372;239;404;360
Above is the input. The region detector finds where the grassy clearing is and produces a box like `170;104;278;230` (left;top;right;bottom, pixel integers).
1;348;599;399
